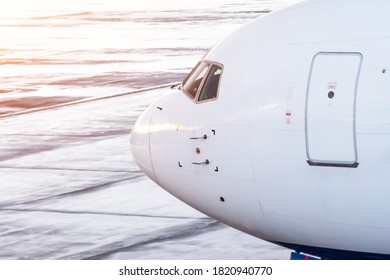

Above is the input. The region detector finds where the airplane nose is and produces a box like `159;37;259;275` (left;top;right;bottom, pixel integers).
130;104;158;183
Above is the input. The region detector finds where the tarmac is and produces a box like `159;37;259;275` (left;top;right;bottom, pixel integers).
0;86;289;259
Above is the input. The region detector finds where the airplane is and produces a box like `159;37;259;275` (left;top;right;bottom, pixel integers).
130;0;390;260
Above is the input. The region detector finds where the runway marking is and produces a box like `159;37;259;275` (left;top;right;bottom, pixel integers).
82;220;224;260
0;176;140;208
0;131;132;137
1;208;209;221
0;83;178;119
0;166;139;173
0;131;132;162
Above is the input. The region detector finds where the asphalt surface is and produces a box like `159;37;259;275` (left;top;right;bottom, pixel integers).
0;87;289;260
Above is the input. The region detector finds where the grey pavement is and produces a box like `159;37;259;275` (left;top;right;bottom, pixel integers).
0;87;289;260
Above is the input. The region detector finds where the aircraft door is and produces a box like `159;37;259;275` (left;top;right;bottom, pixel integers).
305;52;362;167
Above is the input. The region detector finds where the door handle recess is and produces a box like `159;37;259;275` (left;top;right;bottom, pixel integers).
192;159;210;165
190;134;208;140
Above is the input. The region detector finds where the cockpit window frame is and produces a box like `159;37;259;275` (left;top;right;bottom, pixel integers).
181;60;223;104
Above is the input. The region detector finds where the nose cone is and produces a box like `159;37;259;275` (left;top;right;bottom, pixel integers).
130;105;158;183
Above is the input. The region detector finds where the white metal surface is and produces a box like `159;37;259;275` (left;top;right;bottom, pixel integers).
131;0;390;257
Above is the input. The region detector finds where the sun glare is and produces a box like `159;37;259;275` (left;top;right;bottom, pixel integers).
0;0;89;19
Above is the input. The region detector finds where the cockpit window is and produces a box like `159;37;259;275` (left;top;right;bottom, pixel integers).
198;65;222;102
181;60;223;103
182;61;209;98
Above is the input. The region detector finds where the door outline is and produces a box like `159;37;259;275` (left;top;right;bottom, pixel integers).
305;52;363;168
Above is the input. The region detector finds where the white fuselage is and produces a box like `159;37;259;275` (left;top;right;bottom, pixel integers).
131;0;390;257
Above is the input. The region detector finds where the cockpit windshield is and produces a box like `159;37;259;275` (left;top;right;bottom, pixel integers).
182;61;209;98
181;61;223;103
